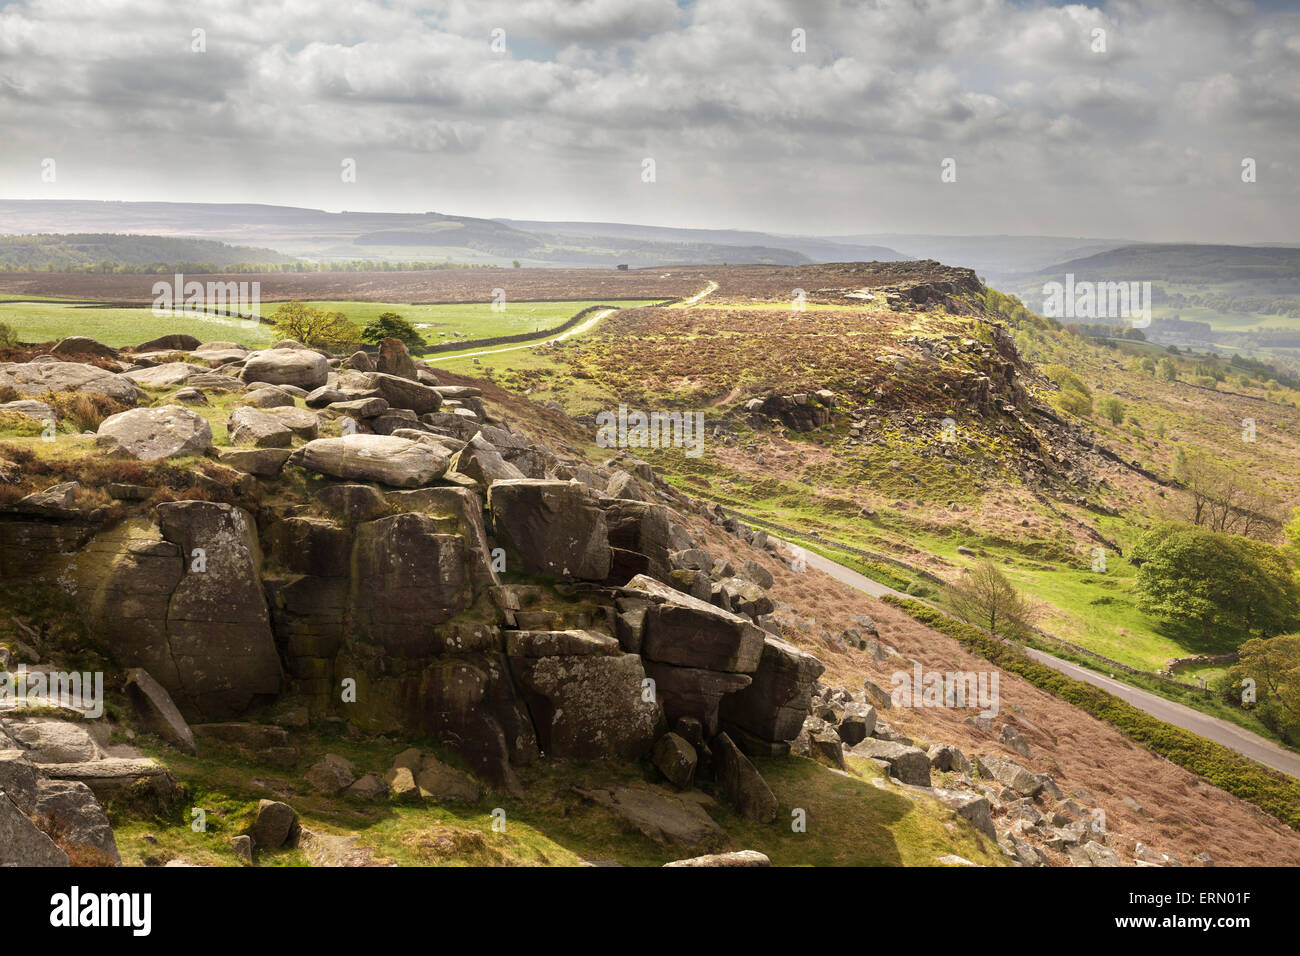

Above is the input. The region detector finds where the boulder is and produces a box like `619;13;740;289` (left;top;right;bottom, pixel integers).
96;405;214;460
663;850;770;867
377;338;419;380
0;399;55;421
341;351;376;372
305;385;348;408
416;755;480;802
51;336;117;360
215;446;292;477
931;788;996;838
154;501;283;718
653;733;698;789
718;634;824;741
575;785;724;847
306;754;356;795
0;361;139;403
928;743;971;774
264;405;320;440
227;406;293;448
741;559;775;589
712;732;778;823
837;701;876;745
850;738;932;786
240;348;329;389
350;513;479;655
625;574;766;674
124;668;197;754
5;718;103;764
0;791;68;866
605;469;643;501
974;754;1042;796
134;333;201;352
122;362;204;388
344;774;387;800
363;372;443;414
33;778;121;864
242;386;296;408
508;631;663;761
0;752;40;813
448;433;526;485
248;799;299;849
291;434;449;487
488;479;611;580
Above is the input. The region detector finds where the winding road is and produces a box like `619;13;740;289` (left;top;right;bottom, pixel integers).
425;280;719;365
789;541;1300;780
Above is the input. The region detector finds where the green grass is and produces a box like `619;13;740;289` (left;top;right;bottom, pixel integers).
258;299;660;346
0;300;273;348
113;726;1007;867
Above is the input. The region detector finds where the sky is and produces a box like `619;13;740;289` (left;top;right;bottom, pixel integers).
0;0;1298;243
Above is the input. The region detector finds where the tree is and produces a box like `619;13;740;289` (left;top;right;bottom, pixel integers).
270;301;362;351
1173;448;1280;538
945;560;1039;641
1228;635;1300;742
360;311;423;349
1157;358;1178;381
1099;396;1126;425
1131;523;1300;644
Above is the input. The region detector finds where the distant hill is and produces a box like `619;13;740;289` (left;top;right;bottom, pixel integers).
0;201;812;268
496;219;908;264
1010;244;1300;316
826;234;1134;281
0;233;297;271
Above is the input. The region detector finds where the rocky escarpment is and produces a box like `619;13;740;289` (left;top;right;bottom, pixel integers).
0;335;823;815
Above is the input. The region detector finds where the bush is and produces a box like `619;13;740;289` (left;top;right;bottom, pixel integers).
270;302;362;352
1099;396;1126;425
360;312;423;350
0;321;16;348
1053;388;1093;417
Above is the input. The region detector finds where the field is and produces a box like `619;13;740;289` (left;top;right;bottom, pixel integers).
257;299;662;346
0;266;710;305
0;297;663;350
0;300;275;348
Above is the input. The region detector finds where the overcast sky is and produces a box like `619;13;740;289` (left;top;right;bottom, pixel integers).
1;0;1297;242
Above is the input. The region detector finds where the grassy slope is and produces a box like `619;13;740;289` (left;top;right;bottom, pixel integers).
436;283;1300;751
112;730;1006;868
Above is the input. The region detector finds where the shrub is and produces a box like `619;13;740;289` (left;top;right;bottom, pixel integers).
360;312;423;350
1099;396;1126;425
0;321;16;348
270;302;362;351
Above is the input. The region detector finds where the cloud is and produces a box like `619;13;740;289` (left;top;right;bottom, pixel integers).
0;0;1295;243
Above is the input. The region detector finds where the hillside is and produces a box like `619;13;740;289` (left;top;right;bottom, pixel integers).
0;233;298;271
3;262;1298;869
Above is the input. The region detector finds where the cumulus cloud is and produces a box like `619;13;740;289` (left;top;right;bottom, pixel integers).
0;0;1295;242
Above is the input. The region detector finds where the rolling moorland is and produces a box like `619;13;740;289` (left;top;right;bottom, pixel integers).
1;260;1298;868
